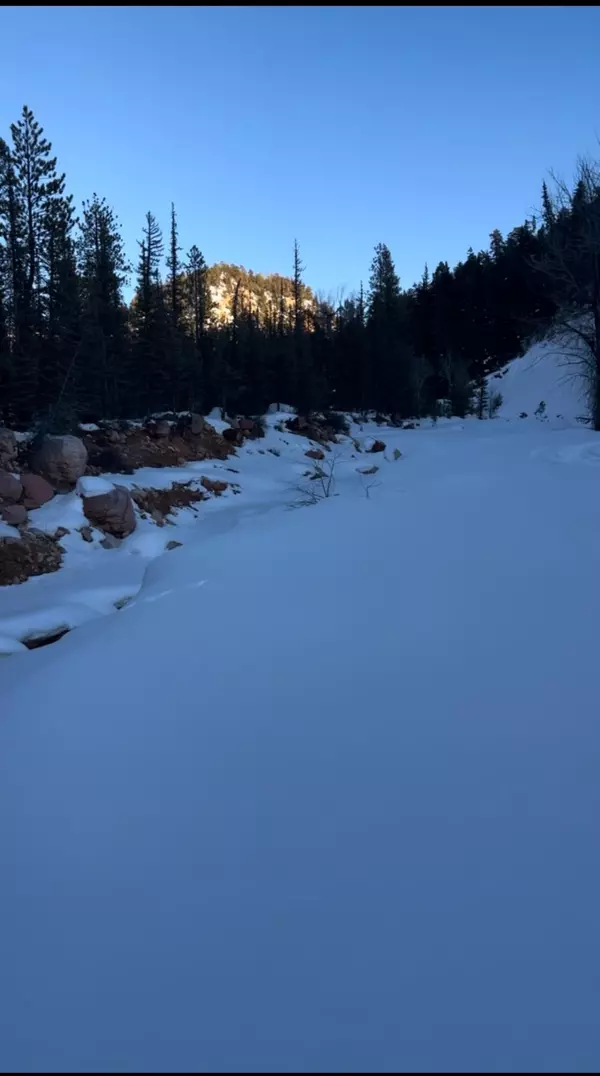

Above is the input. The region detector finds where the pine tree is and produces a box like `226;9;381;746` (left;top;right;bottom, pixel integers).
78;194;130;417
166;202;182;326
131;211;171;414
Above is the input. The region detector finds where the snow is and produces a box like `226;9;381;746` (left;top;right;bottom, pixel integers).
492;337;589;422
0;521;20;540
76;475;115;497
28;491;88;535
1;347;600;1071
1;364;600;1069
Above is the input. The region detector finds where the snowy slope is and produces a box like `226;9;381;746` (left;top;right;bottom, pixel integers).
491;337;589;421
1;416;600;1072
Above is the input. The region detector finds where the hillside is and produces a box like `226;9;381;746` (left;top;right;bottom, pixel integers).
206;262;318;325
490;336;591;424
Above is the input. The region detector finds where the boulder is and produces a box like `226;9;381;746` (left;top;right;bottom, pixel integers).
0;428;17;469
166;540;183;551
190;413;207;436
20;472;54;509
82;484;137;538
305;448;325;461
238;418;255;432
148;419;171;439
30;435;88;491
222;427;244;446
0;503;27;526
0;472;23;503
369;440;386;453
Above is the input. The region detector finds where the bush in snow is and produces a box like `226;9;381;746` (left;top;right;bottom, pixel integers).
320;410;350;436
534;400;547;420
488;391;503;418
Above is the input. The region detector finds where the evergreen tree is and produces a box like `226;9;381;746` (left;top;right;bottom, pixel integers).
78;194;130;417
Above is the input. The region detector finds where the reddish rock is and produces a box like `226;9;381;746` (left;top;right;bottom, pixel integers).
369;440;386;453
0;472;22;503
0;503;27;526
305;448;325;461
201;476;228;494
31;435;88;491
83;484;137;538
238;418;255;432
20;472;55;509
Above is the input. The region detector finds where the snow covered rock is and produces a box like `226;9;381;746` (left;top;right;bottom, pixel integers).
30;434;88;491
368;439;386;453
0;472;22;503
305;448;325;461
0;428;17;469
19;472;54;509
82;484;136;538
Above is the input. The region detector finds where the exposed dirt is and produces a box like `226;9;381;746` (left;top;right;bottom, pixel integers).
0;532;63;587
131;483;208;521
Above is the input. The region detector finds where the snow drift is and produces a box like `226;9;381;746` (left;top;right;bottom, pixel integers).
1;413;600;1072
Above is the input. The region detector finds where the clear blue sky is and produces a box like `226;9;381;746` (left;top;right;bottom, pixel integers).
1;5;600;300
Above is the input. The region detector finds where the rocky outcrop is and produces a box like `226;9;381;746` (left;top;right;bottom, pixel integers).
0;532;63;587
82;484;137;538
19;473;55;509
83;420;233;472
30;435;88;491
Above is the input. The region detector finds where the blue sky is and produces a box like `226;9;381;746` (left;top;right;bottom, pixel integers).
1;6;600;299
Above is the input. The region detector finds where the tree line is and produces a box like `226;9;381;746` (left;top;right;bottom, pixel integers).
1;105;599;431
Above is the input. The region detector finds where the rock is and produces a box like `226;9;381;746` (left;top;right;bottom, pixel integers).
519;412;528;419
82;484;137;538
80;525;94;542
19;472;55;509
147;419;171;439
0;532;62;586
0;472;22;503
201;476;228;494
166;540;183;551
0;503;28;526
53;527;71;540
106;428;122;444
222;427;244;446
30;434;88;491
369;440;386;453
190;413;206;435
100;534;121;550
0;428;17;469
358;465;379;475
238;417;255;432
151;508;165;526
305;448;325;461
